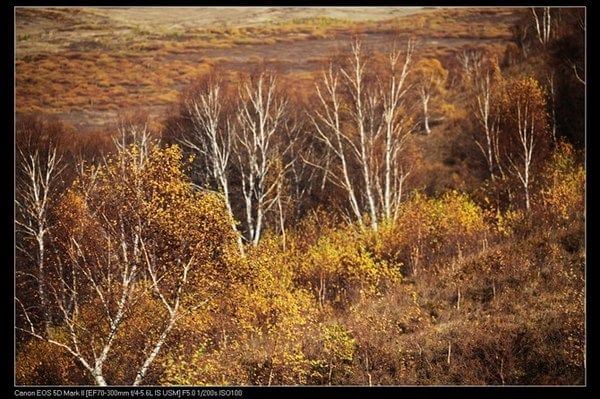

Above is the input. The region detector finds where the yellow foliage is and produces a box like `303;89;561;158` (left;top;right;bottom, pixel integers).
299;226;401;308
42;143;239;384
16;338;88;385
322;323;356;363
540;141;585;224
376;191;488;271
162;236;318;385
495;207;525;237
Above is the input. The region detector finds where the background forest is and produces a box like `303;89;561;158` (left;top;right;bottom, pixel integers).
15;7;585;385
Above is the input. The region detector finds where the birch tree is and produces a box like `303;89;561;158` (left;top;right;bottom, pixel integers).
532;7;552;47
376;40;414;221
178;77;245;254
458;48;483;87
500;77;550;211
340;38;379;229
471;57;504;179
16;143;237;385
16;147;64;336
235;71;296;245
309;61;364;226
309;38;415;228
414;58;448;135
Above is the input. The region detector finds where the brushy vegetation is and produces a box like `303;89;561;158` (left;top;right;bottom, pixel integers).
15;7;585;386
15;141;585;385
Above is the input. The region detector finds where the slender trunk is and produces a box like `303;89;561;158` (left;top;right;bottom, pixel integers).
356;102;378;230
244;195;254;243
318;273;324;309
339;146;363;225
362;158;378;230
37;236;50;335
365;354;372;386
524;153;530;211
277;195;286;251
412;246;420;277
93;371;107;386
252;206;263;246
133;315;177;386
222;181;245;256
267;365;274;386
423;96;431;134
548;74;557;143
384;125;393;220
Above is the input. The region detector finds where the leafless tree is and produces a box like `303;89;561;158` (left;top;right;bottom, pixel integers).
179;79;245;255
471;60;503;179
376;39;414;221
16;147;64;336
513;23;531;59
114;122;153;168
458;48;483;86
340;38;380;229
532;7;552;47
309;38;415;228
415;58;446;136
309;62;364;226
235;71;296;245
569;58;586;85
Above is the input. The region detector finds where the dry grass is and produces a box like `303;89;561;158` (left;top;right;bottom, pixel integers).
15;7;525;130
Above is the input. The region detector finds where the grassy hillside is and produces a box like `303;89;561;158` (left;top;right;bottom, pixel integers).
14;7;585;386
16;7;522;131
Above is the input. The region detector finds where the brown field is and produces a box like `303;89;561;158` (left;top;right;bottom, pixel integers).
15;7;525;131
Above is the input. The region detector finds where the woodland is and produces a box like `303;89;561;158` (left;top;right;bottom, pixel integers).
15;7;585;385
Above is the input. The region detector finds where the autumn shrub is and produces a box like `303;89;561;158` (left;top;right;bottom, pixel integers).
375;191;489;277
16;337;89;385
538;140;585;226
343;284;430;385
307;323;357;385
297;225;401;310
162;236;319;386
407;217;584;385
